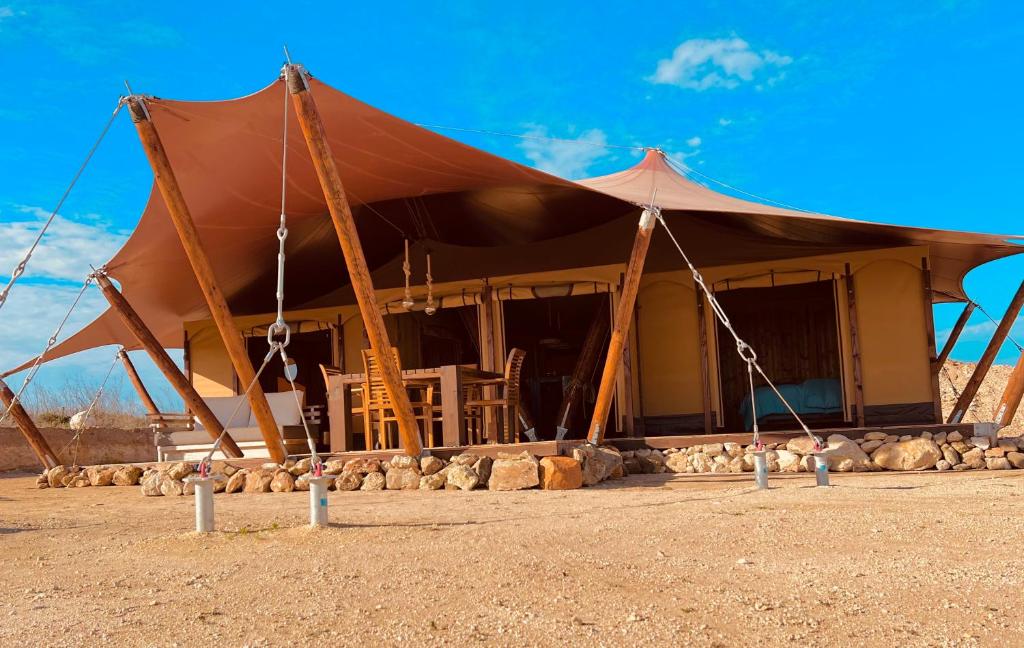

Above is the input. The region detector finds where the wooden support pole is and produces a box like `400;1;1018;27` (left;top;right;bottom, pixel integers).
0;377;58;470
696;290;713;435
921;258;943;424
285;66;422;456
555;303;609;439
845;264;866;427
587;209;657;444
948;279;1024;424
118;348;161;417
936;301;976;369
994;350;1024;429
126;96;284;463
94;273;243;458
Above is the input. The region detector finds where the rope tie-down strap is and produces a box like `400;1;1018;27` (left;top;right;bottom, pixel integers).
654;211;822;452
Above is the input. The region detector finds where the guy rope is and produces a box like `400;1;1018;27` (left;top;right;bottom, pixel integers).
56;347;122;467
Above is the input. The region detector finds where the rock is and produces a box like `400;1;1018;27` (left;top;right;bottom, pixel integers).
539;456;583;490
35;473;49;489
420;456;445;476
863;431;888;441
489;452;539;490
776;450;802;473
933;431;947;445
1007;451;1024;469
665;453;690;473
389;455;419;471
637;450;667;473
724;442;743;458
213;461;239;477
165;461;193;481
225;470;248;493
451;453;480;466
871;438;942;471
211;475;227;493
898;435;912;442
951;440;972;454
295;473;311;491
970;436;992;450
942;446;961;466
334;471;363;491
68;475;91;487
46;465;69;489
947;431;963;442
883;435;899;444
60;469;81;487
85;465;117;486
961;447;986;469
141;472;163;496
573;446;604;485
445;464;479;491
741;453;755;472
270;470;295;493
159;476;185;497
953;462;971;471
800;455;816;473
987;457;1011;470
822;434;873;472
419;472;446;490
985;447;1006;458
623;457;645;475
935;459;952;471
360;472;386;491
182;480;195;496
473;456;493;484
597;447;625;479
703;443;724;457
243;469;274;493
786;437;818;455
323;459;347;475
386;466;421;490
342;458;382;475
861;440;884;453
920;431;933;440
998;439;1019;452
288;458;312;476
762;451;780;473
112;465;143;486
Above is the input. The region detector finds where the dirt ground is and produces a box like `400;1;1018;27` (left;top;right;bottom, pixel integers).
3;469;1024;647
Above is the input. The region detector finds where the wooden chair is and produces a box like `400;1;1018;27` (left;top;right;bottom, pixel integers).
361;348;439;450
464;348;527;444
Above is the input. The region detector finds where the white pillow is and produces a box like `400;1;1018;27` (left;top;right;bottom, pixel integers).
203;395;252;429
250;391;305;427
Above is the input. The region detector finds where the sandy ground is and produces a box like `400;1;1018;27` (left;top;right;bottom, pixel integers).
3;470;1024;647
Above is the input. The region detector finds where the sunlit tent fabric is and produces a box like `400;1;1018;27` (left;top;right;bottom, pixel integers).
7;74;1022;374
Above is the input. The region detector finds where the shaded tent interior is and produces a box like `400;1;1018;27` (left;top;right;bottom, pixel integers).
8;74;1024;449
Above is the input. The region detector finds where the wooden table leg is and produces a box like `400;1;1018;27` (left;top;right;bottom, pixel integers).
328;381;350;452
440;365;465;447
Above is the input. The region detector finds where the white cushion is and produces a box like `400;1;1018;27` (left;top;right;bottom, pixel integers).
202;395;252;430
159;426;267;446
250;391;305;427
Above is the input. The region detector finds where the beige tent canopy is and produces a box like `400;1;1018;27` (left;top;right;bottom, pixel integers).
8;74;1021;374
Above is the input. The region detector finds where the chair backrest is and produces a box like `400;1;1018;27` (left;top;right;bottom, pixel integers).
361;347;402;406
503;348;527;403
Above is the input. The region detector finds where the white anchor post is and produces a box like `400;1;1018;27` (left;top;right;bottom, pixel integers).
188;475;216;533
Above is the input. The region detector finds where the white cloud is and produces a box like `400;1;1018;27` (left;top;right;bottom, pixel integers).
518;125;610;179
936;316;1024;352
686;136;702;148
0;205;128;283
718;117;733;126
0;7;13;20
649;37;793;91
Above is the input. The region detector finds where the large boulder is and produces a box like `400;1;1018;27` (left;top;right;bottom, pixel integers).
419;472;446;490
335;471;363;491
243;469;275;493
159;475;185;497
288;458;312;476
420;456;445;476
1007;451;1024;469
489;452;539;491
786;436;819;455
165;461;193;481
360;472;386;491
822;434;873;472
871;438;942;471
775;450;801;473
46;465;69;489
225;469;248;493
472;456;493;484
665;453;690;473
85;465;117;486
141;472;163;496
270;470;295;493
113;465;143;486
445;464;479;491
961;447;985;469
539;456;583;490
573;445;604;485
386;466;421;490
389;455;419;471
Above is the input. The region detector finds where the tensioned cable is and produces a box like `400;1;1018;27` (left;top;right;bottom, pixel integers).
57;349;121;466
973;301;1024;352
0;275;95;426
662;151;815;214
0;99;126;314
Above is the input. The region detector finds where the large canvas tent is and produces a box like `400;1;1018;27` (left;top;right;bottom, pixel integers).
8;73;1022;442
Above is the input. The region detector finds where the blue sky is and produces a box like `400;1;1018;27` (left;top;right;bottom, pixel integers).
1;1;1023;411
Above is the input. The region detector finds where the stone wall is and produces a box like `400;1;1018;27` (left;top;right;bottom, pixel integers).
0;427;154;472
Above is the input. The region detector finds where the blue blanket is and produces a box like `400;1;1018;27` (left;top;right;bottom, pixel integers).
739;378;843;431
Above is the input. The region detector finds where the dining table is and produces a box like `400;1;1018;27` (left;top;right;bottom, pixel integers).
323;364;502;451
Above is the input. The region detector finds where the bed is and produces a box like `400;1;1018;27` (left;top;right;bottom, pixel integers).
739;378;844;431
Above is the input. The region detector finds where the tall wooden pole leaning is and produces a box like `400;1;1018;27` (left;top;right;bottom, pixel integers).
555;304;609;439
125;96;284;463
994;350;1024;429
0;378;59;470
587;207;658;444
118;348;161;418
285;65;422;456
94;273;244;458
936;301;976;369
948;279;1024;424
